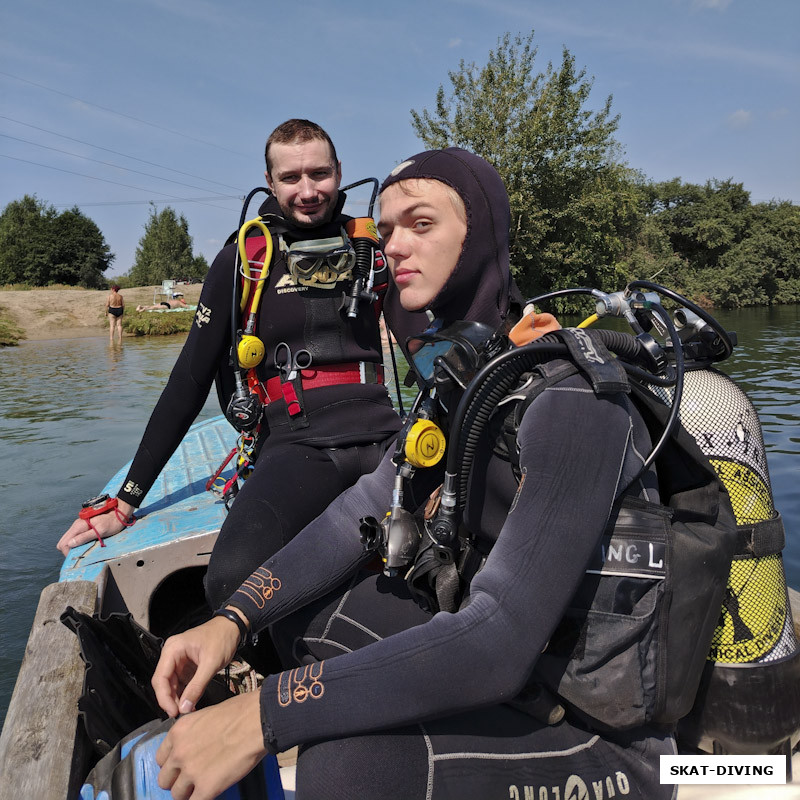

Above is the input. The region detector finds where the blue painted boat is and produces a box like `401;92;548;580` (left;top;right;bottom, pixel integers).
0;415;295;798
59;414;236;637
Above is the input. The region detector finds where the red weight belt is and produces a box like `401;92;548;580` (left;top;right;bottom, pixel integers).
264;362;384;404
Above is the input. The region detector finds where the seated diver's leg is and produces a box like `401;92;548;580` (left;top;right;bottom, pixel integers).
271;568;430;665
205;441;389;609
204;443;383;674
296;705;676;800
295;723;430;800
205;443;360;608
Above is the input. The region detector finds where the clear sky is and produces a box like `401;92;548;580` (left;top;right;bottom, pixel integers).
1;0;797;276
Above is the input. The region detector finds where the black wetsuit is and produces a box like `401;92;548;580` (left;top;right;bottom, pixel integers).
226;368;675;799
221;151;677;799
115;193;410;613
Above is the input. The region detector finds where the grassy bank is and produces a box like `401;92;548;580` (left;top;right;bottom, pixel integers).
122;310;196;336
0;283;204;346
0;305;25;346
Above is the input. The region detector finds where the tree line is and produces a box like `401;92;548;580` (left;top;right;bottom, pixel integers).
411;32;799;312
2;31;797;308
0;200;207;289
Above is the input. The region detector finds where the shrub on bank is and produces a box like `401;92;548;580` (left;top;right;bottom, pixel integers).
123;310;195;336
0;306;24;346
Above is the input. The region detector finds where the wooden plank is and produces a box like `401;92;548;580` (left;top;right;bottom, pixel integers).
0;580;97;800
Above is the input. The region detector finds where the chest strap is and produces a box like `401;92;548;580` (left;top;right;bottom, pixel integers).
264;362;384;404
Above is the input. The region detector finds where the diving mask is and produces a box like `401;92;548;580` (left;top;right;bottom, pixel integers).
283;231;355;283
406;320;507;391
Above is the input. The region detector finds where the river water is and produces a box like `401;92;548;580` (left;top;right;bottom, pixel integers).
1;304;799;726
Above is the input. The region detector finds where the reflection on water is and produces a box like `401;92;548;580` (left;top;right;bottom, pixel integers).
0;307;799;725
0;334;220;724
715;305;800;456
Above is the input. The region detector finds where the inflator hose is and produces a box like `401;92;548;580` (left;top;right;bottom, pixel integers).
230;188;270;363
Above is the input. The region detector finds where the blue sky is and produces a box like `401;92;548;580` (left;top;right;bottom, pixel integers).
1;0;797;275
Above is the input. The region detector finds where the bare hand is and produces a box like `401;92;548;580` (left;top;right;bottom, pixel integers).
56;499;135;555
156;692;267;800
152;615;242;717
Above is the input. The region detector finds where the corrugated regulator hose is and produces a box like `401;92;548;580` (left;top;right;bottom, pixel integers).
448;330;654;517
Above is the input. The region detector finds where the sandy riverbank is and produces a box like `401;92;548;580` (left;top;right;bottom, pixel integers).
0;284;204;341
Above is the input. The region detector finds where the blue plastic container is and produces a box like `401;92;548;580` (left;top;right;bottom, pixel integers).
80;727;284;800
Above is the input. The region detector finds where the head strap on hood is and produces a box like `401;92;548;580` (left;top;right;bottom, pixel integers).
380;148;512;329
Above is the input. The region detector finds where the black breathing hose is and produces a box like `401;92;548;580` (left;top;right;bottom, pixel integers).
446;329;654;515
621;301;684;493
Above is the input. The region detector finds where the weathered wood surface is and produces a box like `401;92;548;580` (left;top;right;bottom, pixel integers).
0;580;97;800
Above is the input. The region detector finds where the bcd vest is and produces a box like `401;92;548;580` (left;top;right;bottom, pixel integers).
409;331;739;732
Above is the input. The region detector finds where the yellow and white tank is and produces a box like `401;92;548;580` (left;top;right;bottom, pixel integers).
668;368;800;755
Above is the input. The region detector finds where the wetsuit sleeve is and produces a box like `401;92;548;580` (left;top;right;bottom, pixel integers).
223;450;398;624
116;248;235;507
257;383;635;752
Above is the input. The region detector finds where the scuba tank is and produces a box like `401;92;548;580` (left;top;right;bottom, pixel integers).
671;353;800;757
556;281;800;758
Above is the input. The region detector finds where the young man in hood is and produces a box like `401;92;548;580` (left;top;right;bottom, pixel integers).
150;149;675;800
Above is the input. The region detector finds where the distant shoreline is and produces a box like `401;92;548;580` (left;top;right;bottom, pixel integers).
0;284;203;344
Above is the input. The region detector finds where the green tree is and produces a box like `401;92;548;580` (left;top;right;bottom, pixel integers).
643;179;750;272
709;202;800;307
642;180;800;307
51;207;114;288
410;31;643;310
129;206;208;286
0;195;113;287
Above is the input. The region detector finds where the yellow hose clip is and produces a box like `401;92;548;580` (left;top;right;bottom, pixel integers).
404;419;446;468
237;217;274;313
237;334;266;369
